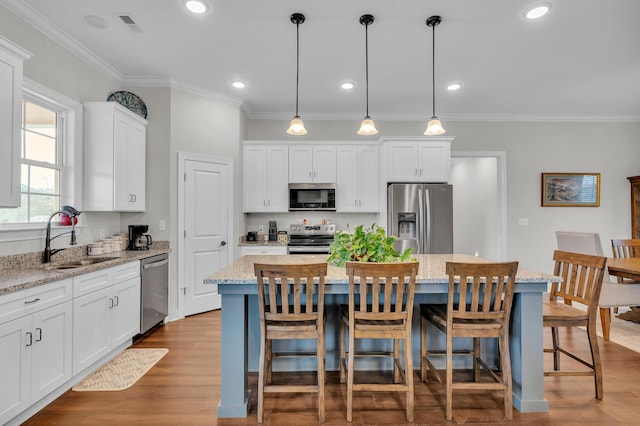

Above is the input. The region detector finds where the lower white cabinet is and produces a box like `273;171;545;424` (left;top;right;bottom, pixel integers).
240;245;288;256
0;280;72;425
73;261;140;375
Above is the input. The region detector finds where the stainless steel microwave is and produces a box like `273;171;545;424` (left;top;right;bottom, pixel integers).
289;183;336;211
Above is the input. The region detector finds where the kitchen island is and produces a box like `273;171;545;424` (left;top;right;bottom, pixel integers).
206;254;556;418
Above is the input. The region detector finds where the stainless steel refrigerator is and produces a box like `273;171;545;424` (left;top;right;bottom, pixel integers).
387;183;453;254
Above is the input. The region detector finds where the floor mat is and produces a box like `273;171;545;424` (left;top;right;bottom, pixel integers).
72;348;168;391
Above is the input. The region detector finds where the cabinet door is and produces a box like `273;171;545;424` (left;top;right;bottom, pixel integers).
31;301;72;402
336;146;359;212
358;146;380;212
417;143;450;182
0;40;28;208
387;143;420;182
114;110;146;212
127;122;146;211
289;146;313;183
111;277;141;347
243;145;268;212
72;288;111;375
312;146;336;183
266;146;289;211
0;316;31;425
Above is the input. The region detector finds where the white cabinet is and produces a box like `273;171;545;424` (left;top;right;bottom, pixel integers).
0;279;72;425
72;261;140;374
336;145;380;213
240;245;288;256
84;102;147;212
385;139;452;183
0;37;31;207
243;144;289;212
289;146;336;183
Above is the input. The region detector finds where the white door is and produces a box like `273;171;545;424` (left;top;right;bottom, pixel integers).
183;158;230;315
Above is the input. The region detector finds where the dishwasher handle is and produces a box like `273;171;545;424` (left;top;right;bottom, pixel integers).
143;258;169;270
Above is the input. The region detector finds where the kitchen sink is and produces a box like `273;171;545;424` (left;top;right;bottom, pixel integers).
44;257;117;270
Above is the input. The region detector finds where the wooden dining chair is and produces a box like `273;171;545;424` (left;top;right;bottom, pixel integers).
555;231;640;340
254;262;327;423
420;261;519;421
543;250;607;400
339;261;419;422
611;239;640;282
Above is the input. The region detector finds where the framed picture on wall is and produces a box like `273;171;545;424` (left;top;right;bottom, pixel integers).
541;172;600;207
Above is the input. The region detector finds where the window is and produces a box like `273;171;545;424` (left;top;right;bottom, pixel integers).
0;94;66;224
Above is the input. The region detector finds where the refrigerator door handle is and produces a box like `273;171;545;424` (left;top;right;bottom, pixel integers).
424;188;431;253
418;187;424;253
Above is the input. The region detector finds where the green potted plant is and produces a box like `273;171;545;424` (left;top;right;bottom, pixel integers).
327;223;414;267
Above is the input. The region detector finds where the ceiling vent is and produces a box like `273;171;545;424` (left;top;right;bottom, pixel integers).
119;15;136;25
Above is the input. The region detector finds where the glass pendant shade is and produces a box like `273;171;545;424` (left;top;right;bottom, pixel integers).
357;116;378;135
287;115;307;135
424;117;445;136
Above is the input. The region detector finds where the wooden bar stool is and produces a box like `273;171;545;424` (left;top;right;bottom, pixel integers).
339;261;419;422
420;261;518;421
543;250;607;400
254;262;327;423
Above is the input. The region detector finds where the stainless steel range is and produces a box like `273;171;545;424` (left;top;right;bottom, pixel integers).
287;223;336;254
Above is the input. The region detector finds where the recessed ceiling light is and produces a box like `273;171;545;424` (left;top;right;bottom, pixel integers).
524;3;551;19
340;82;355;90
447;83;462;91
184;0;208;14
231;81;246;89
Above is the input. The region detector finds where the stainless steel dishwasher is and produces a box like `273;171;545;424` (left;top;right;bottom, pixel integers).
140;253;169;334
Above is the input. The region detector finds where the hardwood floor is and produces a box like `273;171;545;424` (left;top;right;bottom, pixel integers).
23;310;640;425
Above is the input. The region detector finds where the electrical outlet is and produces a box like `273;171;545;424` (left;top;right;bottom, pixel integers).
159;220;166;231
99;229;106;239
258;225;265;233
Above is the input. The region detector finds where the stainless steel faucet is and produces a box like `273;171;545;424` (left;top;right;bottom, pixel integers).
43;205;81;263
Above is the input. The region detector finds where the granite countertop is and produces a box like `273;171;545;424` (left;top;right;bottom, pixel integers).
0;243;170;296
206;253;559;285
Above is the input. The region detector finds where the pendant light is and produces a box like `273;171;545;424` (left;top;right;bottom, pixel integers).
287;13;307;136
424;15;445;136
357;14;378;136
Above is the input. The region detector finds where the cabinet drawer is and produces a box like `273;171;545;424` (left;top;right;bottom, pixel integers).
73;268;113;298
0;279;72;325
113;260;140;283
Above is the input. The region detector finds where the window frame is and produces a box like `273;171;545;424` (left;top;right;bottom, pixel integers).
0;78;83;242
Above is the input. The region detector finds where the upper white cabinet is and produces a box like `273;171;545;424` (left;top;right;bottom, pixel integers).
384;138;452;183
289;146;336;183
243;144;289;212
336;145;380;212
0;37;32;207
84;102;147;212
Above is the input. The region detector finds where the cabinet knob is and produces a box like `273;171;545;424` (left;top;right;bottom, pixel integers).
26;331;33;347
220;241;227;246
36;328;42;342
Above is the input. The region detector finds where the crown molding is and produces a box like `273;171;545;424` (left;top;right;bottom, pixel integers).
1;0;124;83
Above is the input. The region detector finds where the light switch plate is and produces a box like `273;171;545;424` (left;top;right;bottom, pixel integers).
518;218;529;226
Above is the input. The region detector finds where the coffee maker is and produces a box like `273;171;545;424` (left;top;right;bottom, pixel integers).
127;224;152;250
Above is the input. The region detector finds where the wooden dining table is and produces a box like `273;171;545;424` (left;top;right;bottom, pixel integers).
607;257;640;281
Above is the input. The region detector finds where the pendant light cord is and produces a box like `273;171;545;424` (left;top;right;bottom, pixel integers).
365;21;370;117
431;22;436;118
295;20;300;116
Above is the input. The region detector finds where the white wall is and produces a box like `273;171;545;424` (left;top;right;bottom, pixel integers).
246;119;640;273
